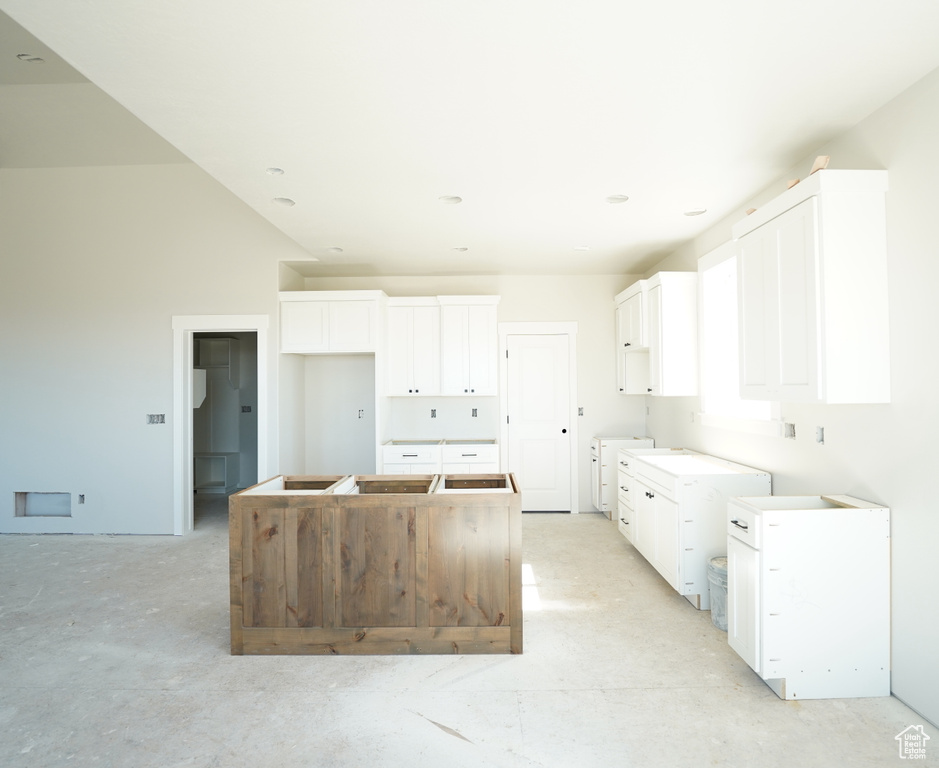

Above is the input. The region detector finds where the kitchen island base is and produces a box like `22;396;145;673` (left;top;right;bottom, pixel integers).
229;474;522;655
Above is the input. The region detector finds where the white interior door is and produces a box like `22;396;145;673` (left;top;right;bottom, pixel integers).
504;332;573;511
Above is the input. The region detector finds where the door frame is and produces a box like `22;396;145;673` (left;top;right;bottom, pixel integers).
172;314;271;535
498;321;579;513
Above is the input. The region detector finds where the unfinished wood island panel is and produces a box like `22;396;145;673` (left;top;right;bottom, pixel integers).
229;473;522;655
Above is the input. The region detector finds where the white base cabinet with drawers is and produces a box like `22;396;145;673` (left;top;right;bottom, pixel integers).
442;441;499;474
591;436;654;519
620;449;771;610
726;495;890;700
381;440;498;475
617;448;696;544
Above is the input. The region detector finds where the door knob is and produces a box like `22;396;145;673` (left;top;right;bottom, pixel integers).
561;428;567;434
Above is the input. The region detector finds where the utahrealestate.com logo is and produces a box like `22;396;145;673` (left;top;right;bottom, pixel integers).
896;725;930;760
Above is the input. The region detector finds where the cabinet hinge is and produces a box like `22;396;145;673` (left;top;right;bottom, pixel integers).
506;415;510;424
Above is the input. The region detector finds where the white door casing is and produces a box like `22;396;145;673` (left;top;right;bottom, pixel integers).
499;322;578;512
172;314;271;535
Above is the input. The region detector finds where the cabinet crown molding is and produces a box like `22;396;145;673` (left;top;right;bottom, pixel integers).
732;169;888;240
278;290;387;301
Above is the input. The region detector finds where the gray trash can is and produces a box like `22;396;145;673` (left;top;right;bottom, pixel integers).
707;556;728;631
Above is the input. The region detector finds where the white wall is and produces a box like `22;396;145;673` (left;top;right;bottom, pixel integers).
303;354;376;475
640;67;939;725
0;163;309;533
302;274;649;511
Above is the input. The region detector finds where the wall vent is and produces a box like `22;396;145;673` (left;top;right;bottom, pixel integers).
15;492;72;517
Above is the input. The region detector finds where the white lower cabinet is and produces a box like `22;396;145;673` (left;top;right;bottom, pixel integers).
726;534;760;670
592;437;654;519
617;448;693;544
381;440;499;474
634;483;678;586
726;495;890;700
626;450;771;610
381;442;442;474
441;442;499;474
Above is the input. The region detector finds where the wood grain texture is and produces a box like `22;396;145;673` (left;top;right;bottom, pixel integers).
295;508;323;627
229;474;522;655
339;505;416;627
228;496;245;654
249;507;287;627
428;506;509;628
239;626;513;655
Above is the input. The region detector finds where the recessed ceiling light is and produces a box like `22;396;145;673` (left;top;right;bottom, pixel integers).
605;195;630;204
266;167;285;176
684;207;707;216
452;247;468;252
273;197;295;207
438;195;462;204
325;247;344;254
16;53;44;63
573;246;591;252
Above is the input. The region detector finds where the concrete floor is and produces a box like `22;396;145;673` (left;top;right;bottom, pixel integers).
1;496;934;768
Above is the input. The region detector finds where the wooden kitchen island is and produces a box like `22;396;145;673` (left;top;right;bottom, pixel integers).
228;473;522;655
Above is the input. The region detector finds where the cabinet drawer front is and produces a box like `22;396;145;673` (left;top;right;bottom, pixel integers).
727;501;761;549
634;462;676;498
441;444;498;463
383;445;440;463
616;471;632;506
617;500;633;542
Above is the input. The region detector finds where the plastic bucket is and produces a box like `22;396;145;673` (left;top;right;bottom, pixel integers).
707;556;728;631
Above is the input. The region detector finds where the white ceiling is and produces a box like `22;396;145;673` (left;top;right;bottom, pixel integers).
3;1;939;277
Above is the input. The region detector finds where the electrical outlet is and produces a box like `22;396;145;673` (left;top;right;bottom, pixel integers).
431;409;437;418
816;426;825;444
358;409;364;419
78;494;85;504
146;414;165;425
471;408;477;417
783;422;796;439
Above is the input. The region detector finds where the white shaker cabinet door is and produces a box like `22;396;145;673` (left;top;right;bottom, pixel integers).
727;535;760;674
652;493;679;590
281;301;329;353
739;198;820;401
440;303;498;395
328;300;377;352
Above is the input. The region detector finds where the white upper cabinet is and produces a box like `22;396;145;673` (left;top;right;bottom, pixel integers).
646;272;697;396
614;280;647;350
613;280;651;395
733;170;889;403
279;291;384;354
386;299;440;395
439;297;500;396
